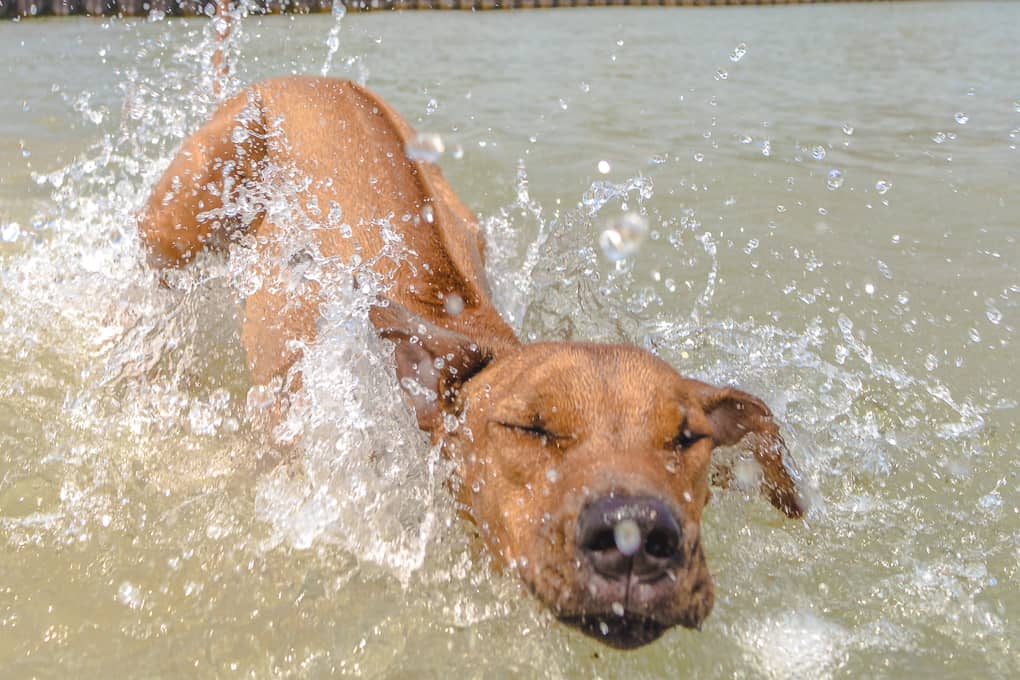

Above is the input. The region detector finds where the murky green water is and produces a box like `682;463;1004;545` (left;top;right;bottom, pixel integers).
2;3;1018;677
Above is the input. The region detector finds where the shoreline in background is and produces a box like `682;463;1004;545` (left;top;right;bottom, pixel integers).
0;0;917;21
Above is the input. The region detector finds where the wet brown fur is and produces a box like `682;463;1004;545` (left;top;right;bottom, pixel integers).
139;77;803;647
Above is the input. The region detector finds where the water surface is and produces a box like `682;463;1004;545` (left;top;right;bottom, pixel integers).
1;4;1018;677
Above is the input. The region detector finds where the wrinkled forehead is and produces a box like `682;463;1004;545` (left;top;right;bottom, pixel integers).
475;342;697;423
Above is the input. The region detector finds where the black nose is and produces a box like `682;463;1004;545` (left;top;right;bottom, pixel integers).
577;495;683;581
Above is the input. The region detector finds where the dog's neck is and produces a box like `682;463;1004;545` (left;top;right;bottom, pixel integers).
377;162;519;357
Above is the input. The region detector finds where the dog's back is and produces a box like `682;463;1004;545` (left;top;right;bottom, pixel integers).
140;76;515;387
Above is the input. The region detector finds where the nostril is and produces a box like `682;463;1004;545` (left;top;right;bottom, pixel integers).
585;528;616;553
645;526;679;559
578;495;684;577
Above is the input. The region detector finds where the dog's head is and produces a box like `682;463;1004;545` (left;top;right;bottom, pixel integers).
371;302;803;649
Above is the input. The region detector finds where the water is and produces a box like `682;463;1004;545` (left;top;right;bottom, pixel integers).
2;3;1018;677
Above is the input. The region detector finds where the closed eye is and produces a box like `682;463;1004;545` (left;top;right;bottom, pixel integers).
671;427;708;450
498;421;553;438
495;419;570;443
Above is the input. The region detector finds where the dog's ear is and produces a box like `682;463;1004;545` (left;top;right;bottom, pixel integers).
701;385;804;518
369;300;492;432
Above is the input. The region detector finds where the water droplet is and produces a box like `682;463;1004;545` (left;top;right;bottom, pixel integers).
714;69;728;81
985;300;1002;325
826;168;844;190
246;384;276;413
1;222;21;243
842;123;854;135
693;152;704;163
761;140;772;157
613;519;641;557
811;145;827;160
730;42;747;62
599;212;649;262
117;582;143;609
954;112;969;125
739;134;752;145
405;132;445;164
978;491;1002;511
611;601;625;617
875;179;892;195
443;293;464;317
597;160;611;175
425;98;439;115
864;283;875;296
932;131;947;144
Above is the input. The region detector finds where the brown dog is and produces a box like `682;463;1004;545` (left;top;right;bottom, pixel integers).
139;76;803;649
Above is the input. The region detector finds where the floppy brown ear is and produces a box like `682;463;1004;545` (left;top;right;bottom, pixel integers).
702;386;804;518
369;300;492;432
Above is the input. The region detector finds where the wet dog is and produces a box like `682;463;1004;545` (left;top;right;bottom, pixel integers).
139;77;803;649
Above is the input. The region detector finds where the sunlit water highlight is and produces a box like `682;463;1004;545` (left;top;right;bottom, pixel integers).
1;3;1018;677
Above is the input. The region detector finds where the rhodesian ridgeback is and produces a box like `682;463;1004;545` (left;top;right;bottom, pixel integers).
139;76;803;648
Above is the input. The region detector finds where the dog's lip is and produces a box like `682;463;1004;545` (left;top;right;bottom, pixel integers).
558;612;670;650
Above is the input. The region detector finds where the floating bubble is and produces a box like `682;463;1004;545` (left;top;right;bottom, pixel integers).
826;169;844;190
811;145;827;160
405;132;445;164
842;123;855;135
1;222;21;243
451;144;464;160
730;42;747;62
421;204;435;224
714;69;728;81
545;468;559;484
864;283;875;296
443;293;465;317
693;152;705;162
611;601;625;617
599;212;649;261
597;160;611;175
613;519;641;556
761;140;772;157
954;112;969;125
875;179;892;195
